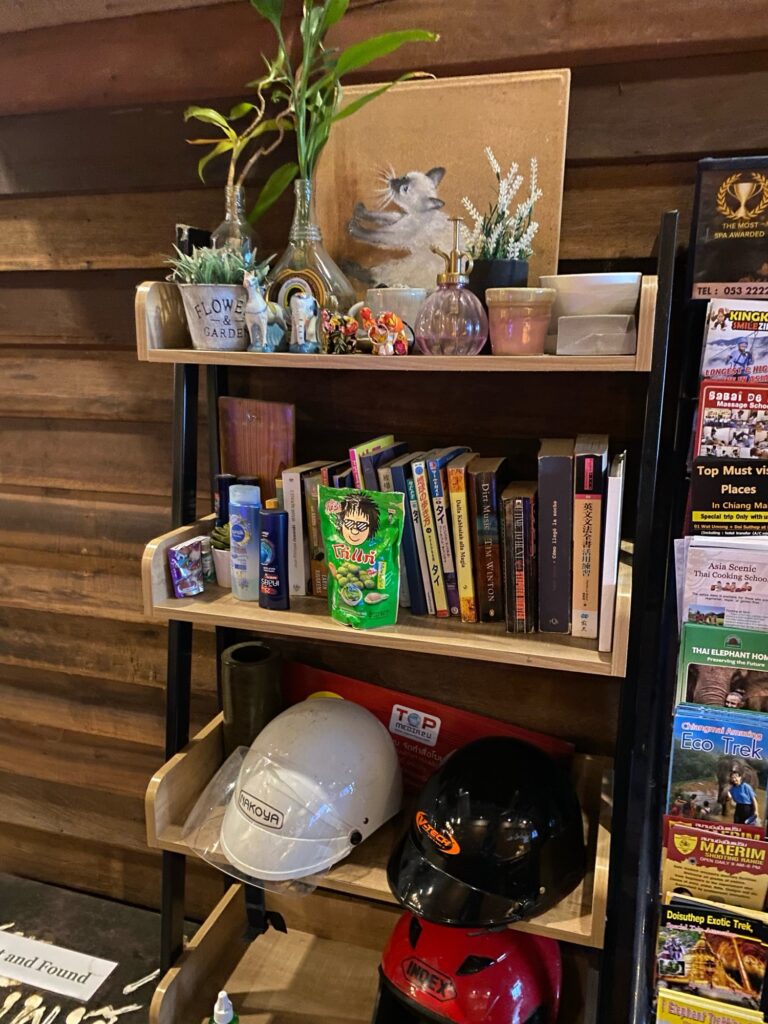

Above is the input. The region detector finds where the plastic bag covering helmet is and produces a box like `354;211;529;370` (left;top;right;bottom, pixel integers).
387;736;586;927
374;912;561;1024
220;698;402;881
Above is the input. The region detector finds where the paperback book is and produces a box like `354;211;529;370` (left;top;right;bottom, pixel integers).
599;451;626;652
447;452;478;623
537;438;573;634
428;447;470;617
701;299;768;384
666;703;768;830
695;382;768;460
283;460;330;597
681;537;768;632
412;453;449;618
349;435;394;489
468;457;510;623
572;435;609;640
677;623;768;711
501;482;537;634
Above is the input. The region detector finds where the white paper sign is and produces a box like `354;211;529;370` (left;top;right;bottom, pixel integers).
0;932;117;1000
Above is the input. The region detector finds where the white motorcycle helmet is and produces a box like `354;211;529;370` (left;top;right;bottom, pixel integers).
220;698;403;881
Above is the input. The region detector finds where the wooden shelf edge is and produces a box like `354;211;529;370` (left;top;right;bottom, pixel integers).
145;711;611;950
135;278;657;374
142;519;630;677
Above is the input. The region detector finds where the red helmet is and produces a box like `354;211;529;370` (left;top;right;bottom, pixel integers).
374;912;561;1024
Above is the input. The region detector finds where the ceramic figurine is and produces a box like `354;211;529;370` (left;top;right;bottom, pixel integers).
289;294;320;353
265;300;287;351
243;271;287;352
359;306;410;356
320;309;359;354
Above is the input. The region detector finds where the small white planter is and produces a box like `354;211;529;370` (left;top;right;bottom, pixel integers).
178;284;248;351
212;546;232;589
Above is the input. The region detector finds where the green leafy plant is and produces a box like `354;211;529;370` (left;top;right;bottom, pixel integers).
210;523;231;550
249;0;437;208
166;246;272;285
184;69;297;223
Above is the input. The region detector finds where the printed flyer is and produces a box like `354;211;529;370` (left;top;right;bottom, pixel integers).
662;821;768;911
677;623;768;711
701;299;768;384
681;539;768;632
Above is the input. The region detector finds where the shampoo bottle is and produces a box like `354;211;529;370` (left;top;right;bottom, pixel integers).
209;990;238;1024
229;484;261;601
259;499;289;610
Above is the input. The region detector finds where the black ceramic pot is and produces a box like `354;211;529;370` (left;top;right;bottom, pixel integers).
221;641;284;755
468;258;529;308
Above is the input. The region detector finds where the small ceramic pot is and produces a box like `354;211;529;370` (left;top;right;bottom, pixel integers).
212;546;232;588
178;284;248;351
468;258;529;309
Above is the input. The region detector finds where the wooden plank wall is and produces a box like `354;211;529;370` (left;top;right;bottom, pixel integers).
0;0;767;918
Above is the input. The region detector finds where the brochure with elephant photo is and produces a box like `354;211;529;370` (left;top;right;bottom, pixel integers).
667;704;768;834
676;623;768;711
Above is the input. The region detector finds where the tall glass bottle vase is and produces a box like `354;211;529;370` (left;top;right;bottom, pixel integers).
268;178;355;314
212;185;257;257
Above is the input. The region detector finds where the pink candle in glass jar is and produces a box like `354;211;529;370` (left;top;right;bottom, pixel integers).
486;287;555;356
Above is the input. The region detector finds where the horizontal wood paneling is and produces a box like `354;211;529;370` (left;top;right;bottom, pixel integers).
0;0;229;34
1;1;768;117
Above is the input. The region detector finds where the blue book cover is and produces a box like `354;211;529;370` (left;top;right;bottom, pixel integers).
390;453;428;616
428;446;470;617
360;441;407;491
667;703;768;830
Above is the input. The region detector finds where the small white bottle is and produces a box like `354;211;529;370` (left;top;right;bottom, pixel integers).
209;990;238;1024
229;484;261;601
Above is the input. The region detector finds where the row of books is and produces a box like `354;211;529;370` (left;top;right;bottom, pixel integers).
280;434;626;644
654;299;768;1021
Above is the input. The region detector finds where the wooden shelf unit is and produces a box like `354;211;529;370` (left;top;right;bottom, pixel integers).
142;516;632;677
135;276;657;372
145;711;612;950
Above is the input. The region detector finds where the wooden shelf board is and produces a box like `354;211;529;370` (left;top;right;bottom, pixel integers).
146;713;611;950
135;277;658;374
143;518;631;677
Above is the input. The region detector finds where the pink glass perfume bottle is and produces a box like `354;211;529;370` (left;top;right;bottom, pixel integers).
414;218;488;356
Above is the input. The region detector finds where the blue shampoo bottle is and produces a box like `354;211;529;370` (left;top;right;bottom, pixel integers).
229;484;261;601
259;500;289;610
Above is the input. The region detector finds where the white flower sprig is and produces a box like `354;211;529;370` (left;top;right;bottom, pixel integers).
461;149;543;261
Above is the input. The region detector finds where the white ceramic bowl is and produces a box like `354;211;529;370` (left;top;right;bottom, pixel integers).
539;272;641;320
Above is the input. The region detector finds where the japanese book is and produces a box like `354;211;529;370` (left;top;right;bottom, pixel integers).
537;438;574;634
501;483;537;634
360;440;407;490
405;473;436;616
666;703;768;831
599;452;626;651
662;820;768;911
348;434;395;489
676;623;768;710
468;457;511;623
572;435;609;640
428;447;470;618
681;536;768;631
387;453;427;615
378;453;412;609
701;299;768;384
655;894;768;1016
656;987;763;1023
690;456;768;536
412;453;449;618
447;452;478;624
695;382;768;460
303;469;329;598
283;460;331;597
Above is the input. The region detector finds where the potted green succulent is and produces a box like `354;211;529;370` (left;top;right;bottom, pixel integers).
167;246;271;351
462;149;543;307
210;522;232;588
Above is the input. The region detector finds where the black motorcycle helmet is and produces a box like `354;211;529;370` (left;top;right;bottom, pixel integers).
387;737;586;927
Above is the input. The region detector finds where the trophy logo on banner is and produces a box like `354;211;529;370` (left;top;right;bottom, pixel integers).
717;172;768;221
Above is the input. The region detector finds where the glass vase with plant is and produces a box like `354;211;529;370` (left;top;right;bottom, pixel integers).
250;0;437;312
461;148;543;306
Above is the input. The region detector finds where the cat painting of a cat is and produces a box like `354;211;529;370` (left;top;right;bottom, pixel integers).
345;166;453;291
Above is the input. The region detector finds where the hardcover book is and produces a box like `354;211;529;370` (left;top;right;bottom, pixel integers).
386;453;427;616
690;457;768;536
599;452;626;652
447;452;478;623
655;895;768;1015
378;452;412;609
681;537;768;631
662;820;768;911
468;457;510;623
428;447;470;618
360;440;407;491
677;623;768;711
537;438;574;633
695;382;768;460
348;434;395;489
701;299;768;383
666;703;768;830
501;482;537;633
572;435;609;640
412;453;449;617
321;459;352;486
283;460;331;597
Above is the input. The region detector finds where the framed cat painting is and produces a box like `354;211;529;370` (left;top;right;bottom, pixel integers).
315;70;570;297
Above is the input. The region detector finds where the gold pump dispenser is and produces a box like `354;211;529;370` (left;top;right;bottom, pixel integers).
431;218;474;286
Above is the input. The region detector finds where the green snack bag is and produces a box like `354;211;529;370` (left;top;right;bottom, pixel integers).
318;486;405;630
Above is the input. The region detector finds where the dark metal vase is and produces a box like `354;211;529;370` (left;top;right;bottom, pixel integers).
221;641;284;755
467;258;529;308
